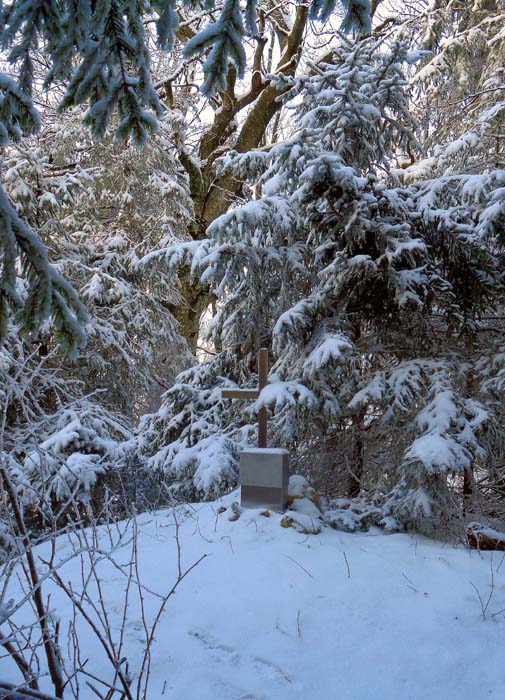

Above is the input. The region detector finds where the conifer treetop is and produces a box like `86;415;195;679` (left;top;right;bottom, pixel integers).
0;0;371;355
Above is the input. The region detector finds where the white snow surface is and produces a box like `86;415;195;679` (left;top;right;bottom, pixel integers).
3;490;505;700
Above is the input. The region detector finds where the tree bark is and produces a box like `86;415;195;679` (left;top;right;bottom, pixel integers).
347;425;364;498
463;467;473;515
171;2;309;351
463;332;476;515
169;267;212;352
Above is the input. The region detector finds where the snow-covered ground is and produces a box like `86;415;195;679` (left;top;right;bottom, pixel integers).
3;490;505;700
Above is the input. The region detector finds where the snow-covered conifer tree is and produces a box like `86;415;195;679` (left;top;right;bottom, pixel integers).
139;38;429;501
3;109;193;416
0;321;134;528
393;0;505;173
0;106;194;523
141;35;505;530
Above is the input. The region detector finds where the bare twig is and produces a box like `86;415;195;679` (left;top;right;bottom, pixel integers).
0;466;65;698
283;554;314;579
342;552;351;579
0;682;60;700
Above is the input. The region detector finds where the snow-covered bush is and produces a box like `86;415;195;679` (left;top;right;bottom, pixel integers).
323;497;399;533
0;322;134;529
138;359;255;499
20;402;132;505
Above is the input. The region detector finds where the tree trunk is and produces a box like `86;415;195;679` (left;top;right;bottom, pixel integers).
347;426;364;498
463;467;474;515
463;332;476;515
169;266;212;353
170;3;309;352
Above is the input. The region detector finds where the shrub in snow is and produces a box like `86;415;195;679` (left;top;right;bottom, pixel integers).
323;498;400;534
1;324;133;526
286;475;397;534
20;403;132;505
138;360;256;500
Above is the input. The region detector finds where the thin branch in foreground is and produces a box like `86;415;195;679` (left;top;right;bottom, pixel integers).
0;681;60;700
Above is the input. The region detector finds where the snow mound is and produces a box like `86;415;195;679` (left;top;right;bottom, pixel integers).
324;497;400;533
3;491;505;700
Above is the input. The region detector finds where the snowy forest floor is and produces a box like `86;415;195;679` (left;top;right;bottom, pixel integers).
3;490;505;700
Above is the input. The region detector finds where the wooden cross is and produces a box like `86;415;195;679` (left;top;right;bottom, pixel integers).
222;348;269;448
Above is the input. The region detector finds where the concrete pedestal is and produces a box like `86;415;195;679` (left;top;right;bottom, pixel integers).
240;448;289;512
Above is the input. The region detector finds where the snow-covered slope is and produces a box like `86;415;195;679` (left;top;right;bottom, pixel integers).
3;491;505;700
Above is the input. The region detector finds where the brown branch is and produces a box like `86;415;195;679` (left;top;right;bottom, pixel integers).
234;34;268;112
195;1;309;231
136;551;208;698
0;632;37;690
198;86;237;162
0;682;59;700
0;467;65;699
196;1;307;175
235;1;308;153
50;570;134;700
179;149;204;201
265;0;292;52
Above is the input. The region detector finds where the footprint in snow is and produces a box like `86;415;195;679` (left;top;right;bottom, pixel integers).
212;678;267;700
252;656;292;685
188;628;240;663
188;628;297;693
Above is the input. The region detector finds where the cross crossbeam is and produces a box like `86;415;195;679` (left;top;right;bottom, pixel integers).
222;348;269;448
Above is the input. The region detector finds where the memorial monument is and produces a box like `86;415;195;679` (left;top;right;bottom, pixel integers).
222;349;289;511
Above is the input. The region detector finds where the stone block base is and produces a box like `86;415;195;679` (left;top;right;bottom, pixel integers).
240;448;289;512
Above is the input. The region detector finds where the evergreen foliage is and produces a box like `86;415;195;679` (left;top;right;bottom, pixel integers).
1;107;192;518
0;0;372;140
2;0;504;537
400;0;505;172
3;108;193;416
139;361;254;498
141;36;505;528
0;0;372;353
0;322;132;515
0;181;89;355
